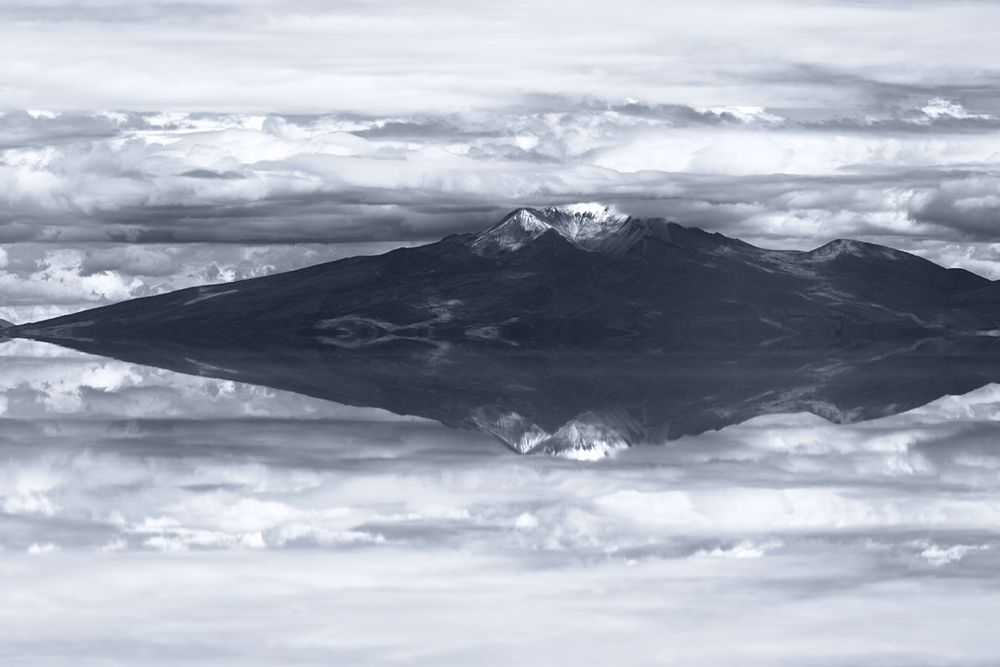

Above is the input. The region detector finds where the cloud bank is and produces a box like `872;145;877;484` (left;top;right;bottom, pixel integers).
3;106;1000;246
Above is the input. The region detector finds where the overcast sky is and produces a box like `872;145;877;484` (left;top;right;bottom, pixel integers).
2;0;1000;317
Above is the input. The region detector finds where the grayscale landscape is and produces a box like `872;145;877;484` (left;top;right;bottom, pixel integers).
3;1;1000;665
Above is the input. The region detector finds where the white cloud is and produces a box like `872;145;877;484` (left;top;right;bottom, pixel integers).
514;512;539;530
921;98;991;121
0;241;417;322
0;340;429;420
920;543;988;566
695;540;783;559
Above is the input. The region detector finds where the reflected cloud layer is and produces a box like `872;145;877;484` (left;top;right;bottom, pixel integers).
3;340;1000;664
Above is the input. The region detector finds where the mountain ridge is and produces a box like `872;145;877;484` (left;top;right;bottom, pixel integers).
8;203;998;346
8;204;1000;457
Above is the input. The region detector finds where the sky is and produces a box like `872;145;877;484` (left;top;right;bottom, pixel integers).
3;0;1000;320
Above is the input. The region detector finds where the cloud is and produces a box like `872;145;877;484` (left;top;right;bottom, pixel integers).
1;0;999;264
0;338;425;420
2;0;1000;115
7;347;1000;556
0;241;421;321
919;542;989;566
79;246;180;277
0;106;998;246
907;174;1000;238
0;4;998;279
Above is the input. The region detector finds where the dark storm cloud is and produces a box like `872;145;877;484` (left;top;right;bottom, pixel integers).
79;246;181;277
51;192;509;244
906;175;1000;239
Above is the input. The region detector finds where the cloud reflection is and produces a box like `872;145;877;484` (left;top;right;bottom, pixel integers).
4;341;1000;662
1;342;1000;662
3;339;1000;551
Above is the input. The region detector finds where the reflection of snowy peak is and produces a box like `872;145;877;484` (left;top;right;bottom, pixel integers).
470;406;643;460
469;407;549;454
470;203;647;257
17;203;1000;459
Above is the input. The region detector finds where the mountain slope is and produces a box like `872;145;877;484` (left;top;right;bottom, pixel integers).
7;325;1000;458
9;203;1000;456
11;203;999;350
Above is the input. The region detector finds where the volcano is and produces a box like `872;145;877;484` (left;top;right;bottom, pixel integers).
10;204;1000;457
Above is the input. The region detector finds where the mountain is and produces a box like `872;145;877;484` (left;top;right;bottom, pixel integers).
9;203;1000;457
11;203;1000;348
470;203;646;256
6;324;1000;459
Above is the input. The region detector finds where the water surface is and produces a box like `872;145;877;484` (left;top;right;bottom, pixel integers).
2;339;1000;665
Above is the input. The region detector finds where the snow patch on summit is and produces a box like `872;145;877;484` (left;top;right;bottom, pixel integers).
541;203;631;242
470;203;641;257
469;208;553;255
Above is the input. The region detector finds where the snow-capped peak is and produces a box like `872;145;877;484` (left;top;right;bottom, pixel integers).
469;208;552;255
469;203;643;256
539;203;629;241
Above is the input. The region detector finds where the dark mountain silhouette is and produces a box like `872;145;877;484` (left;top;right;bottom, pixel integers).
9;204;1000;457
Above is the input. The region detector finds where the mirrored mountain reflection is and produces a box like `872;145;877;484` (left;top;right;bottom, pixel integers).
12;204;1000;456
17;331;1000;458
